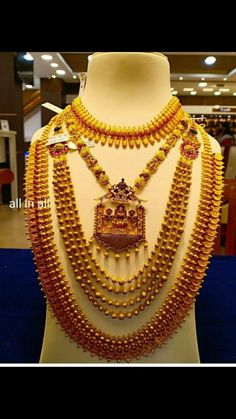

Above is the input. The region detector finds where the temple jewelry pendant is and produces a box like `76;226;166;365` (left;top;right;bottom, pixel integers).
94;179;146;252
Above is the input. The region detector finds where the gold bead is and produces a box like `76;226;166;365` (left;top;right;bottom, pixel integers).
122;139;127;148
115;253;120;259
115;139;120;148
108;137;114;147
126;252;130;258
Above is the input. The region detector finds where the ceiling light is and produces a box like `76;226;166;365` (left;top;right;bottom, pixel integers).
23;53;33;61
172;90;178;95
25;84;33;89
214;91;221;96
183;88;194;92
214;105;220;109
73;75;77;79
223;77;227;81
41;54;53;61
201;77;205;81
233;93;236;96
190;91;197;95
219;88;230;92
179;77;183;80
205;56;216;65
50;63;58;68
199;82;207;87
56;69;66;75
52;75;56;79
203;88;214;92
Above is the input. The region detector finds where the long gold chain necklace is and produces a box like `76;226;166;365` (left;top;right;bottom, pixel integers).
59;98;186;256
56;106;193;255
47;108;200;319
25;117;223;361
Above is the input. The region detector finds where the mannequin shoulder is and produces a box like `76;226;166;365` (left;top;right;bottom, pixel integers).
207;134;221;154
31;127;46;144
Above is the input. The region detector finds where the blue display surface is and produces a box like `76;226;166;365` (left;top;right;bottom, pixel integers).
0;249;235;363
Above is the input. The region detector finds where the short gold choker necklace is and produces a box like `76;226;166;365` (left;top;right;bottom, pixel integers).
68;96;184;148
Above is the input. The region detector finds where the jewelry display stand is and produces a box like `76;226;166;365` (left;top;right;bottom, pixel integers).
28;52;221;363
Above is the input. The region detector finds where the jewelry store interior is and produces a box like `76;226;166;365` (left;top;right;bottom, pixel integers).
0;52;236;365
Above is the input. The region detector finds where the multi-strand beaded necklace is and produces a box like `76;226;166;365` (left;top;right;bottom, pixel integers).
25;97;223;361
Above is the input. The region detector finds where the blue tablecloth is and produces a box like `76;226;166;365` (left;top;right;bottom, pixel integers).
0;250;235;363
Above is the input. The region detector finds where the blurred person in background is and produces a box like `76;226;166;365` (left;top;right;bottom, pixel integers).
218;122;234;145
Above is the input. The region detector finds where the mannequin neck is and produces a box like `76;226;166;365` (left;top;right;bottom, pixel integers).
81;52;172;126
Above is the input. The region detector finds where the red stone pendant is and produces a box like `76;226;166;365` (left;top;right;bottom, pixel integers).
94;179;146;252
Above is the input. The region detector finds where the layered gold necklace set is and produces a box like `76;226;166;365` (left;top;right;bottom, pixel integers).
25;96;223;361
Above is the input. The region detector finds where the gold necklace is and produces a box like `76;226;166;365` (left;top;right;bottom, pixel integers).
47;111;201;319
59;108;192;254
25;116;223;361
64;108;191;194
69;96;184;148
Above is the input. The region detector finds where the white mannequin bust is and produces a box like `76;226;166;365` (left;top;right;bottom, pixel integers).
81;52;172;123
32;52;220;363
